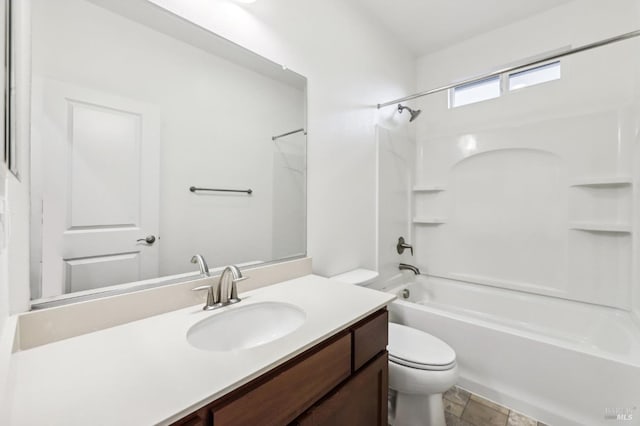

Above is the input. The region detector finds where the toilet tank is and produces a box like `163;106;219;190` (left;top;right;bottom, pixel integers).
330;269;379;286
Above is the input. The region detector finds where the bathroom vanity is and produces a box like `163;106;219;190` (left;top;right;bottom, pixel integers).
174;309;389;426
7;275;395;425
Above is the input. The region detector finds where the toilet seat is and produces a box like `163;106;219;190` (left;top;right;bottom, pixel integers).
389;323;456;371
390;355;456;371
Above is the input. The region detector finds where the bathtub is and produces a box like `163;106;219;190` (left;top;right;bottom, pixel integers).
382;273;640;426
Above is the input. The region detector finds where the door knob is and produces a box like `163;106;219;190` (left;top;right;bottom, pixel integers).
137;235;156;245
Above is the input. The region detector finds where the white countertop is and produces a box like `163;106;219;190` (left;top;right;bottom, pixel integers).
7;275;395;426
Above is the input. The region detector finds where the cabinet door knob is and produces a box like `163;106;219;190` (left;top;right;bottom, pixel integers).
137;235;156;245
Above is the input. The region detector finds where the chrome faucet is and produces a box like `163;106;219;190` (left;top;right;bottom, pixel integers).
191;254;210;278
218;265;247;305
191;262;248;311
191;254;220;310
399;263;420;275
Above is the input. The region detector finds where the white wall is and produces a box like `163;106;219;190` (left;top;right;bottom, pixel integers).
4;0;31;315
0;2;31;419
416;0;640;92
412;0;640;310
0;14;12;423
30;0;307;293
145;0;416;278
0;0;7;332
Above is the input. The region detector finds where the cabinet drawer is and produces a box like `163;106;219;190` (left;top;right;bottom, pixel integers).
352;309;388;371
212;333;352;426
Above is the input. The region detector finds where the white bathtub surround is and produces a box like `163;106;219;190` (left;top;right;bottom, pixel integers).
376;125;415;283
6;275;394;425
387;275;640;426
380;3;640;424
411;0;640;311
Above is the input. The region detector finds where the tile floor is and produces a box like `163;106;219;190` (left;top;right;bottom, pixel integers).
443;386;549;426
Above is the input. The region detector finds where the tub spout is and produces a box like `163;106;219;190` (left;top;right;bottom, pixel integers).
399;263;420;275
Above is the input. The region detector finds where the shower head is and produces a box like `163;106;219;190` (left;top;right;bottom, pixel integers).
397;104;422;122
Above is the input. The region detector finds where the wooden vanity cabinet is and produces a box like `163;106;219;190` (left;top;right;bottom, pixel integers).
213;333;352;426
170;308;388;426
173;410;208;426
293;352;388;426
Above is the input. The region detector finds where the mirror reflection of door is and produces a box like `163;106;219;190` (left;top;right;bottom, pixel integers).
32;79;160;297
29;0;307;303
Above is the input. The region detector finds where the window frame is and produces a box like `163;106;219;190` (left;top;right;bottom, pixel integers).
449;60;561;108
507;60;561;92
448;75;501;108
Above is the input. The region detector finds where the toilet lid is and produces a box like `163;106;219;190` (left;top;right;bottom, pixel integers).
331;269;379;286
388;323;456;370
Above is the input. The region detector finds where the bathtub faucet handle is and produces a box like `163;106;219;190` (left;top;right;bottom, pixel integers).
397;237;414;256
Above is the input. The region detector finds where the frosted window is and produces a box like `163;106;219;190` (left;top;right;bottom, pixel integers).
451;76;500;108
509;61;561;91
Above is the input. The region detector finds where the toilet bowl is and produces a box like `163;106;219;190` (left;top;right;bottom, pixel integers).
388;322;458;426
329;269;458;426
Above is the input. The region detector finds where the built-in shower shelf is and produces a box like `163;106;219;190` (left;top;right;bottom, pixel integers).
570;177;632;187
569;222;632;233
413;217;447;225
412;185;446;192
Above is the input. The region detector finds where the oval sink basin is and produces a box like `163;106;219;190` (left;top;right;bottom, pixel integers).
187;302;306;351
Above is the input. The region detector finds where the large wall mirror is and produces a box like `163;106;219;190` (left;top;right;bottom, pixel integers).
29;0;307;304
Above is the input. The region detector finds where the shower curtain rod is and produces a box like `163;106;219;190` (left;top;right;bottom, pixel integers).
377;29;640;109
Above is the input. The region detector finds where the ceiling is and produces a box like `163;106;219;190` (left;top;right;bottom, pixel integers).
349;0;574;56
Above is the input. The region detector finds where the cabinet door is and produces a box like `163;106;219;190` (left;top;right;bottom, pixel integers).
297;352;388;426
352;310;388;371
170;409;208;426
212;334;352;426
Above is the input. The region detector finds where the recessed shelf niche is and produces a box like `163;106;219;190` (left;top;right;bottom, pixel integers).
568;177;632;227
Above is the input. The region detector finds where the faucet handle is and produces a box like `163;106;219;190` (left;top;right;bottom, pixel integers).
229;276;248;303
192;283;221;309
397;237;414;256
191;285;212;292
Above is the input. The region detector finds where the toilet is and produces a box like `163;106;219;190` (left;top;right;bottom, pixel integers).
331;269;459;426
388;323;458;426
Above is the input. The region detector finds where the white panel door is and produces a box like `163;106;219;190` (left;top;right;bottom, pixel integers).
38;79;160;296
